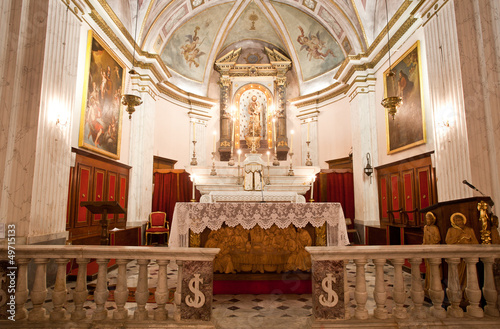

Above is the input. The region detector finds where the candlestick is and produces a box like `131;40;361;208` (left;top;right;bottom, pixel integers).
190;140;198;166
237;149;241;166
210;152;217;176
272;118;276;146
310;179;314;202
290;130;294;153
288;152;294;176
267;151;270;166
307;122;310;142
305;141;312;166
231;118;235;155
213;131;216;153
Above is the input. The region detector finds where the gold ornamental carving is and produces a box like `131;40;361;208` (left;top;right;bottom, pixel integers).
189;230;201;247
478;201;492;244
315;224;327;246
203;225;313;273
220;141;231;147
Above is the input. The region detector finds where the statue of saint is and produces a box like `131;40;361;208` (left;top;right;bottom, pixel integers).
445;212;478;295
422;212;441;293
247;95;262;137
445;212;478;245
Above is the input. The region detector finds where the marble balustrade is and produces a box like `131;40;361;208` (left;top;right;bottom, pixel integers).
307;244;500;328
0;245;219;328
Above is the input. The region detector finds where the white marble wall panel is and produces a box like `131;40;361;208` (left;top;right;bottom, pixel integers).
27;0;80;243
190;118;209;166
127;87;156;227
424;1;473;202
453;0;500;208
0;0;78;242
349;83;379;225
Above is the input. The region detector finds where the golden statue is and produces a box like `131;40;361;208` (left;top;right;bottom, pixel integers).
445;212;479;293
478;201;492;244
245;95;262;152
422;212;441;293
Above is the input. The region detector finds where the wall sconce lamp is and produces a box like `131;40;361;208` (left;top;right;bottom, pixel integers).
364;153;373;177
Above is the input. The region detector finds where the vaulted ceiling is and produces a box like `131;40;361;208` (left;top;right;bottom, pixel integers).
100;0;403;94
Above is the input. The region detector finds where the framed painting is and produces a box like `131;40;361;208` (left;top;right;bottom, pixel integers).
79;31;125;159
384;41;426;154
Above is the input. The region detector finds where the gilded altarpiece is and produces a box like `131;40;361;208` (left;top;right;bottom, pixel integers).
214;47;292;161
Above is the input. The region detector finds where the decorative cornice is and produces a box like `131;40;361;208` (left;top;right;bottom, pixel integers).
156;82;216;109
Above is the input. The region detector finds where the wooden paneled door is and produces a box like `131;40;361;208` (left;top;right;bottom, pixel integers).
67;148;130;241
376;153;437;228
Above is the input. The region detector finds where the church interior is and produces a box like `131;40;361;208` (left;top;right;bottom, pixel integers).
1;0;500;328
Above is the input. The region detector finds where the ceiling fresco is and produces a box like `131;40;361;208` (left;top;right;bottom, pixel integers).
100;0;405;94
272;1;345;81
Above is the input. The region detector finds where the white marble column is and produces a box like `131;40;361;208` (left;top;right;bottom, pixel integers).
349;80;379;226
127;83;157;228
423;0;500;205
0;0;81;244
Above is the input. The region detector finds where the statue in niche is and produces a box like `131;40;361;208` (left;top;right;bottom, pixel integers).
422;212;441;293
247;95;262;137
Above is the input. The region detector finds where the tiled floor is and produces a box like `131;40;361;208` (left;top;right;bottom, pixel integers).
25;260;429;328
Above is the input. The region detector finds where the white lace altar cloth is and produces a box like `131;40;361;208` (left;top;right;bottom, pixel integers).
169;202;349;247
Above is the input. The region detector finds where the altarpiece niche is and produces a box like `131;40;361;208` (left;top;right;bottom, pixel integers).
215;47;292;161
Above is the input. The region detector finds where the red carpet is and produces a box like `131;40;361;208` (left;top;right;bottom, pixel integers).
214;279;311;295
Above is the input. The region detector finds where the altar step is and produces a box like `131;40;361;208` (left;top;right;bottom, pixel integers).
214;271;311;294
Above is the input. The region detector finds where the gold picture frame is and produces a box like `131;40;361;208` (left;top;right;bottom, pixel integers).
384;41;426;154
78;31;125;159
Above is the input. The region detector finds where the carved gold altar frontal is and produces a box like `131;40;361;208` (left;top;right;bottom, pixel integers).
204;224;314;273
169;202;349;250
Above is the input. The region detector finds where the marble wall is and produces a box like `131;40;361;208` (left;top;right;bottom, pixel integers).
0;0;80;244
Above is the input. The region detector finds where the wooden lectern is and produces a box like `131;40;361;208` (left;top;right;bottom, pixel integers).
80;201;126;245
420;196;493;244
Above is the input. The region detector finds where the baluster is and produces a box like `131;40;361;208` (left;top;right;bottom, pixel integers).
154;259;169;320
373;258;388;319
50;258;69;321
465;257;483;318
134;259;150;320
174;260;183;321
354;259;368;319
391;258;407;319
92;258;110;320
343;258;351;320
409;258;426;319
113;259;129;320
445;257;464;318
71;258;89;320
15;258;30;320
28;258;49;321
428;257;446;318
481;256;499;316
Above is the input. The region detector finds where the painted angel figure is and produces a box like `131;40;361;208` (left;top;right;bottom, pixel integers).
297;26;335;61
180;26;205;68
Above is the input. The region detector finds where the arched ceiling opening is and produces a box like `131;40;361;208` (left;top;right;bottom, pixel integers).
100;0;404;95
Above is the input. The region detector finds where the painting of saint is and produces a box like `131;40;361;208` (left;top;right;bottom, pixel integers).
79;31;124;159
384;41;426;154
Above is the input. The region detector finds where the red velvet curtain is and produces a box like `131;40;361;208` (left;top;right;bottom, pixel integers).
305;172;355;224
152;171;199;227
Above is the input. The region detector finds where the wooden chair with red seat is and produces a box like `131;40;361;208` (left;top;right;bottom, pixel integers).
145;211;170;245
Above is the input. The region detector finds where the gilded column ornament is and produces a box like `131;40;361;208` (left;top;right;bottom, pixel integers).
218;76;232;161
315;224;327;246
189;230;201;248
275;76;288;160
